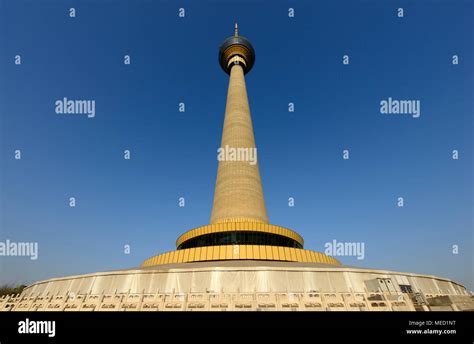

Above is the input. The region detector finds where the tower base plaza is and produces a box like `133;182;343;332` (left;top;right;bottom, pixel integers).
2;25;471;312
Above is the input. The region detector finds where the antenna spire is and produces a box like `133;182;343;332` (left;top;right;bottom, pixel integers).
234;22;239;37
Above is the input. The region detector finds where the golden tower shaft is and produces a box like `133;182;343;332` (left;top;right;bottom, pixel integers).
210;64;268;224
141;25;341;267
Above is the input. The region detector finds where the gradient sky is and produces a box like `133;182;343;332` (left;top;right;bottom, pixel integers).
0;0;472;290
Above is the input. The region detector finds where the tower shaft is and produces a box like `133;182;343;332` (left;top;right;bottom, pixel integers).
210;64;268;224
142;25;341;267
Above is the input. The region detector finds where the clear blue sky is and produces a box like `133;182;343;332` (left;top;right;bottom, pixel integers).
0;1;472;290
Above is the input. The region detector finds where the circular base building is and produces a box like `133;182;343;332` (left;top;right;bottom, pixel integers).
2;261;472;312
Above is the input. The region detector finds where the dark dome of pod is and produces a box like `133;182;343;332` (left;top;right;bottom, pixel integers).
218;35;256;74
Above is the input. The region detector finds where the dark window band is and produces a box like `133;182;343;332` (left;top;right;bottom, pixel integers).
177;231;303;250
